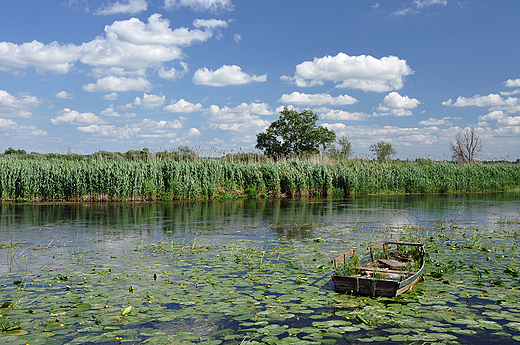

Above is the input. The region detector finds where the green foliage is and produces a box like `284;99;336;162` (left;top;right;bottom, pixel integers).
4;147;26;155
337;252;361;276
244;187;258;199
328;136;354;159
222;152;269;163
0;157;519;201
370;141;397;161
256;107;336;158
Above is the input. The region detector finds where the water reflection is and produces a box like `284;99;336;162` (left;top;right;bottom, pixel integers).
0;193;518;246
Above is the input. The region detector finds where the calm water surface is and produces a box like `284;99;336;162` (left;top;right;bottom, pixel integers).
1;192;519;275
1;192;519;244
1;193;520;344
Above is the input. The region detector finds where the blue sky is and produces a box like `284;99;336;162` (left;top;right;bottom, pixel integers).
1;0;519;160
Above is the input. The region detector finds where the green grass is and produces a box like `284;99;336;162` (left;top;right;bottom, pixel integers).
0;156;519;201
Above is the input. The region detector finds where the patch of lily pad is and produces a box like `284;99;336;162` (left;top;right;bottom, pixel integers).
0;222;520;344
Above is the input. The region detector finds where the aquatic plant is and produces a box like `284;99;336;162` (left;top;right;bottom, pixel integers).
0;157;519;202
1;221;520;344
336;251;361;276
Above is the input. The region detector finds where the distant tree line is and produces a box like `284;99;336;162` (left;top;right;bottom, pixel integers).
0;146;199;162
255;108;495;164
1;110;509;164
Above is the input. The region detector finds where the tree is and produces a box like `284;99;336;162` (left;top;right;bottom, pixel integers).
4;147;26;155
370;141;397;161
328;136;354;159
256;108;336;158
4;147;16;155
450;127;482;163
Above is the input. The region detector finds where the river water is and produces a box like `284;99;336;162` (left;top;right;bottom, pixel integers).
1;192;519;244
1;192;519;275
1;193;520;344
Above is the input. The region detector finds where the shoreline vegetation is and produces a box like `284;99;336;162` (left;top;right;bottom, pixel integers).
1;150;519;202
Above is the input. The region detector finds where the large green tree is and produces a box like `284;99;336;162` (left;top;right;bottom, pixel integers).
370;141;397;161
256;108;336;158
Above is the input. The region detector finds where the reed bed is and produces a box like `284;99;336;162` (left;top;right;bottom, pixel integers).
0;157;519;202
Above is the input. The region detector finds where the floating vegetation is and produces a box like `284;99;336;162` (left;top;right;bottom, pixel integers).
1;221;520;344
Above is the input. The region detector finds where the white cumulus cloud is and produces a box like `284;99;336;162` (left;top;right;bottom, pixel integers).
479;110;520;127
164;99;203;113
203;102;273;132
381;92;420;109
500;89;520;96
56;91;74;99
187;127;201;136
0;90;41;118
77;124;139;138
100;106;136;118
134;93;165;109
83;76;152;92
0;41;80;74
77;118;183;139
157;61;189;80
95;0;148;15
164;0;234;12
0;90;40;109
376;92;420;116
193;18;229;30
503;78;520;88
0;118;17;128
280;53;413;92
279;92;358;106
418;117;451;126
0;118;47;137
80;15;224;73
414;0;447;9
444;93;520;115
101;92;118;101
319;108;366;121
392;0;447;16
193;65;267;86
450;94;505;107
0;14;227;80
51;108;107;125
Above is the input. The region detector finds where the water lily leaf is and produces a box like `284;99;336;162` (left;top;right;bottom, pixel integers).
74;303;91;311
505;267;519;277
384;328;411;334
371;336;391;341
389;333;411;341
479;320;503;330
121;305;133;316
339;326;361;332
0;301;12;308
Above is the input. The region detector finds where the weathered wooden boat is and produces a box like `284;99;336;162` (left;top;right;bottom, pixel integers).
332;241;425;297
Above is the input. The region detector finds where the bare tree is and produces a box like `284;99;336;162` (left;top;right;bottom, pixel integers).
450;128;483;163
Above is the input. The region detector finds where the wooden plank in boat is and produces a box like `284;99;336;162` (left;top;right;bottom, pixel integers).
377;258;406;269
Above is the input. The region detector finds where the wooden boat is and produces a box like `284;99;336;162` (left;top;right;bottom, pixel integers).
332;241;425;297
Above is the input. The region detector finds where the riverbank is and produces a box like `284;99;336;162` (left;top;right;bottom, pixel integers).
1;157;519;202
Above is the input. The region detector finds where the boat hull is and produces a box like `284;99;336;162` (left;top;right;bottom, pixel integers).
332;241;425;297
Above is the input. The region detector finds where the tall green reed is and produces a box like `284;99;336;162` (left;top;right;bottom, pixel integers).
0;156;519;201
